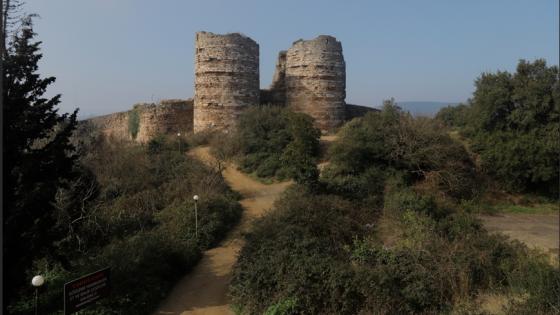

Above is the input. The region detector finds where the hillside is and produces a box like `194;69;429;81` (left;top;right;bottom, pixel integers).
397;101;460;116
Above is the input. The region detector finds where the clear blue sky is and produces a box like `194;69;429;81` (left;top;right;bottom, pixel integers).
25;0;559;117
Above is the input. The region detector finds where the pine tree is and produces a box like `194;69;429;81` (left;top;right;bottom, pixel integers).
3;15;78;305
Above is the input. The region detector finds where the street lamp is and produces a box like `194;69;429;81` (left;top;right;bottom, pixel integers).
32;275;45;315
177;132;182;152
193;195;199;239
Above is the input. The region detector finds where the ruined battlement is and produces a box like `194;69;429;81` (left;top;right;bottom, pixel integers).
264;50;288;104
257;35;348;131
91;32;373;143
284;35;346;131
195;33;347;133
88;99;193;143
194;32;260;132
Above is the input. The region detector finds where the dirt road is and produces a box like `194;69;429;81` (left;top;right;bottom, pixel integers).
154;147;290;315
480;213;559;253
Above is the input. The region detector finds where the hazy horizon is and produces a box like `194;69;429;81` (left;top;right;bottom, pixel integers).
24;0;559;118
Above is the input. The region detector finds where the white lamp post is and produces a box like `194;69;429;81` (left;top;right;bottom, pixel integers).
193;195;199;239
31;275;45;315
177;132;182;152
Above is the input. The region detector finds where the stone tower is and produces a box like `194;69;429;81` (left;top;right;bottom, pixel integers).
194;32;259;132
284;35;346;131
267;50;287;104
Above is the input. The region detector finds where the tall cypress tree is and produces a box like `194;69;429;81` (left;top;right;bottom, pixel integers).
3;16;78;305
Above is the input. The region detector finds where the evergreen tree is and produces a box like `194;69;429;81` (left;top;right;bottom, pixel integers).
3;16;78;306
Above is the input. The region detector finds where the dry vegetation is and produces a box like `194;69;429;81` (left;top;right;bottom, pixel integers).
9;128;242;315
227;101;559;315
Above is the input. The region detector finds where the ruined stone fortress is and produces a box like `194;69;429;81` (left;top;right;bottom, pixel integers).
90;32;374;142
195;32;348;132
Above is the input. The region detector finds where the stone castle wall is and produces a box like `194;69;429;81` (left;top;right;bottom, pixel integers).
345;103;377;121
260;36;347;131
92;32;373;141
88;99;193;143
284;35;346;131
135;99;193;142
88;111;131;141
194;32;260;132
261;51;287;105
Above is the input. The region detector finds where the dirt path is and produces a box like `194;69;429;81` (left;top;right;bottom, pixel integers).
154;147;291;315
480;213;559;253
318;135;338;172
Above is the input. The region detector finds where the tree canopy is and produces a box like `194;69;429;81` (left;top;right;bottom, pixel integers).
3;16;78;307
436;59;559;196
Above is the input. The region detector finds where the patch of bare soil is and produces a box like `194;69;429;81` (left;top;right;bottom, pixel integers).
154;147;290;315
318;134;338;172
374;214;402;248
480;213;559;255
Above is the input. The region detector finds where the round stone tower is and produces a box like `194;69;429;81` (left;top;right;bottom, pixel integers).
285;35;346;131
194;32;259;132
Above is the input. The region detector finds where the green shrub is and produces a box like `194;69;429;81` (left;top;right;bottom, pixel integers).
92;229;201;312
504;249;560;314
193;195;242;248
147;134;187;155
185;129;217;147
450;59;560;196
349;209;550;314
230;188;366;315
256;155;282;178
474;127;559;195
352;243;456;314
384;187;450;219
230;179;555;315
321;165;386;200
223;105;321;184
323;101;479;201
435;104;470;128
147;135;165;154
10;136;242;315
264;297;300;315
128;107;141;139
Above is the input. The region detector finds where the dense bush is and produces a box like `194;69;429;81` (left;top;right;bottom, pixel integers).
436;59;559;196
185;129;218;147
229;62;560;314
504;250;560;314
231;184;559;314
434;103;470;128
229;93;559;315
214;105;321;185
472;127;558;195
230;188;369;315
128;106;141;139
323;101;479;201
9;133;242;315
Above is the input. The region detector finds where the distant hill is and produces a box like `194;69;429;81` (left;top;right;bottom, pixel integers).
79;113;100;120
395;101;461;117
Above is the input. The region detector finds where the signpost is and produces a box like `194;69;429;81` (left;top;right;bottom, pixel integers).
64;267;110;315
